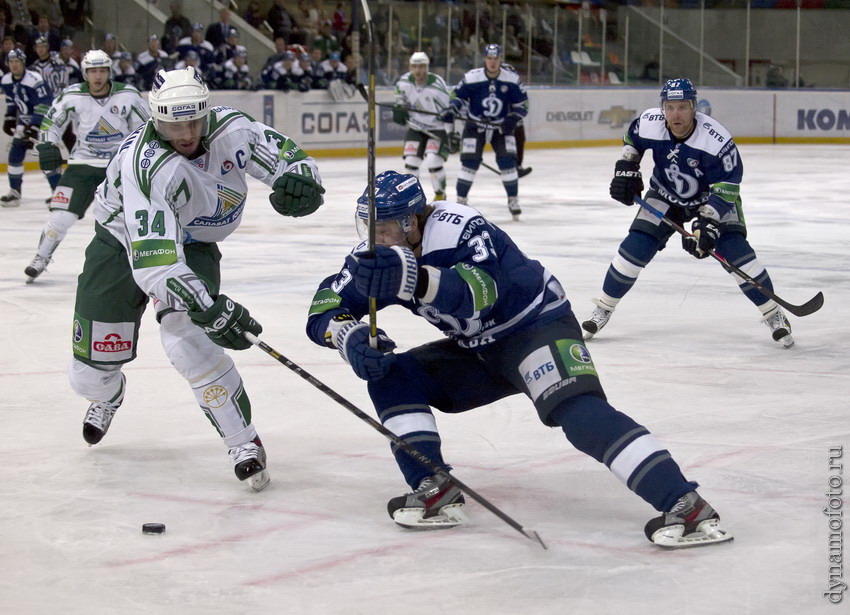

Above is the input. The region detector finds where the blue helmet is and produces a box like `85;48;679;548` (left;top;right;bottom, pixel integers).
356;171;426;240
7;49;26;64
483;43;502;58
357;171;425;220
660;78;697;105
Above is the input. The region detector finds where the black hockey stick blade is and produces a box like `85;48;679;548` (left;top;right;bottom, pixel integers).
634;196;824;317
245;333;547;549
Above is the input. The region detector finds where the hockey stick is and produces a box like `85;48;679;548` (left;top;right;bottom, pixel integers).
355;83;500;129
634;196;824;317
359;0;379;349
245;332;547;549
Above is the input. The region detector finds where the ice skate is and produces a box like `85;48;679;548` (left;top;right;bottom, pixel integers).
762;306;794;348
456;196;468;205
582;298;616;340
517;166;532;178
228;436;270;491
644;491;733;549
387;473;467;530
433;191;446;201
24;255;51;283
508;196;521;220
0;190;21;208
82;374;125;445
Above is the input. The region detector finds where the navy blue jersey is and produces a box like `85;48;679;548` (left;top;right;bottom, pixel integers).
1;69;52;127
449;66;528;127
307;202;571;349
625;108;742;218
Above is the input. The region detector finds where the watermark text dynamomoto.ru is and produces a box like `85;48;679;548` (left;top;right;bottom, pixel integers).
824;446;845;604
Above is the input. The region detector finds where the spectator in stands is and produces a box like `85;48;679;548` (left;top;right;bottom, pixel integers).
263;35;288;71
331;2;348;41
293;0;321;45
112;51;138;88
102;33;120;61
213;27;240;69
9;0;36;44
217;45;253;91
135;34;170;91
0;34;14;72
59;38;81;84
205;7;233;49
36;0;64;33
267;0;295;42
162;0;192;55
261;49;302;92
176;23;215;72
0;11;9;48
59;0;85;37
242;0;264;29
30;13;58;51
311;19;338;59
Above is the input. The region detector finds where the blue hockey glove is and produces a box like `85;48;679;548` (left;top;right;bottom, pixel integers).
392;106;409;126
336;321;397;381
446;131;460;154
345;245;419;302
609;159;643;205
36;142;63;171
188;294;263;350
3;117;15;136
437;109;455;124
501;113;520;134
682;216;720;259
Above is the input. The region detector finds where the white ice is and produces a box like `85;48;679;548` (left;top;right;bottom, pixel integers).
0;145;847;615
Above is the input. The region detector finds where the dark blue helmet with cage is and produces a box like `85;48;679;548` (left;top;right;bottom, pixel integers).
483;43;502;58
660;78;697;107
7;49;26;64
355;171;426;240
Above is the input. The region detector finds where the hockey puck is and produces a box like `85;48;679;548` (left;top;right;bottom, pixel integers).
142;523;166;535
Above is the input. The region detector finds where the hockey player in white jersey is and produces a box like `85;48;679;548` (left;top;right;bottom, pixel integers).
25;50;150;282
306;171;732;548
582;78;795;347
69;67;325;490
392;52;453;201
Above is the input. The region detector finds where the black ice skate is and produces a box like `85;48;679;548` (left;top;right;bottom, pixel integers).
82;375;125;445
25;255;51;283
644;491;733;549
228;436;270;492
387;473;467;530
582;297;616;340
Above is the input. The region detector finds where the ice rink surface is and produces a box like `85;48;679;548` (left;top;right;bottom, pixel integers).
0;145;847;614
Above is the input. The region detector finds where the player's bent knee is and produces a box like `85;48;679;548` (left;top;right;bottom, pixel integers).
159;310;229;382
68;358;123;401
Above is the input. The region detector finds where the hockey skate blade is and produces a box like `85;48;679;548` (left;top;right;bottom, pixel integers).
392;503;468;530
245;469;270;492
651;519;734;549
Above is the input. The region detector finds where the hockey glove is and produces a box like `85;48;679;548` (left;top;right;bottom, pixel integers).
392;106;409;126
269;172;325;217
36;142;63;172
188;294;263;351
3;117;15;136
437;109;455;124
682;216;720;259
345;245;419;302
501;113;520;135
609;159;644;205
336;321;397;381
447;131;460;154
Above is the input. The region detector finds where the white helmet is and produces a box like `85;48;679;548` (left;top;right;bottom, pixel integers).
82;49;112;76
409;51;429;66
148;67;210;138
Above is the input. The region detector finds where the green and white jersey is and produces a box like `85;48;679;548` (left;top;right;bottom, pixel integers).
40;81;150;168
93;105;323;313
394;71;451;131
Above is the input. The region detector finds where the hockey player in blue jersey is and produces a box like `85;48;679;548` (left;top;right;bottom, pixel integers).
1;49;60;207
305;170;733;549
582;78;795;348
440;43;527;219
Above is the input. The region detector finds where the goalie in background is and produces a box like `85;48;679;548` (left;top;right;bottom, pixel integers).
392;51;453;201
306;170;733;549
582;78;795;348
